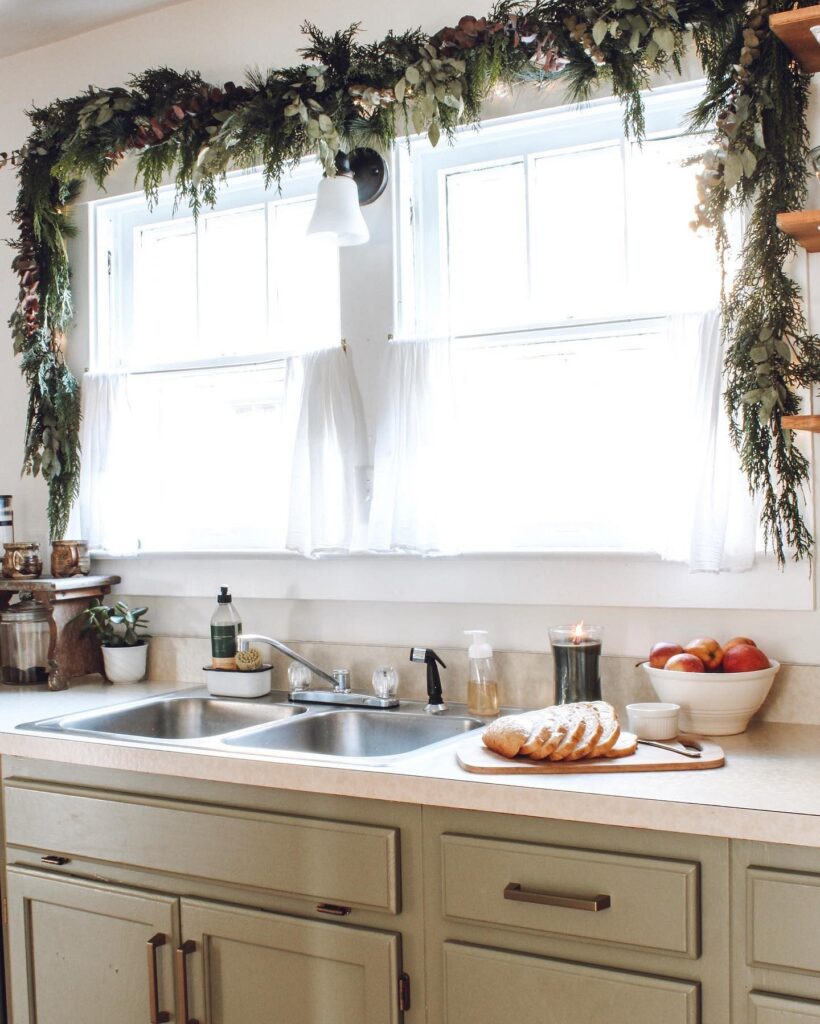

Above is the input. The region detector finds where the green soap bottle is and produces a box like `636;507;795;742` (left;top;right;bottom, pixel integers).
211;586;242;669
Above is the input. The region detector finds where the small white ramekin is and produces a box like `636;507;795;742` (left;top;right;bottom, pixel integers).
626;702;680;740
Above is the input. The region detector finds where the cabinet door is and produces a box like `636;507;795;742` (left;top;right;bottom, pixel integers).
443;942;699;1024
180;897;402;1024
6;867;178;1024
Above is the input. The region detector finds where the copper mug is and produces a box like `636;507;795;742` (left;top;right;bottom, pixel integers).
2;542;43;580
50;539;90;578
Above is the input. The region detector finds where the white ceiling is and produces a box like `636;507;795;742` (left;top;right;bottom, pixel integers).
0;0;188;58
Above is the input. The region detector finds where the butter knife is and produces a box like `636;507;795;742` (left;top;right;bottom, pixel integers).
638;738;702;759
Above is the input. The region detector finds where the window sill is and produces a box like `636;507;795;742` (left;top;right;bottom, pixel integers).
91;549;812;612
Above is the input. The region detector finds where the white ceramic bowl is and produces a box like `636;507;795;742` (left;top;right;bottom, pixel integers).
641;660;780;735
626;702;680;740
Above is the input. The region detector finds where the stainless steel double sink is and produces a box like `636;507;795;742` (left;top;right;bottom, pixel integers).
19;690;485;765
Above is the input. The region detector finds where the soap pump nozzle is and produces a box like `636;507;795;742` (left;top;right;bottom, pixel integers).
410;647;447;713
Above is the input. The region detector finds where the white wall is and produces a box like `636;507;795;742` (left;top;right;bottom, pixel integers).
1;0;819;663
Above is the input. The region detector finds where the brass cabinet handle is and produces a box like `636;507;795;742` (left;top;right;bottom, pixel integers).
503;882;611;912
146;934;170;1024
175;940;199;1024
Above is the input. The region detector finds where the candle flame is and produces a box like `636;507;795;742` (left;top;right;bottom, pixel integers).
571;621;585;645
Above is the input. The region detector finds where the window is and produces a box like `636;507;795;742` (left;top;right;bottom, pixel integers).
92;161;340;551
390;83;753;558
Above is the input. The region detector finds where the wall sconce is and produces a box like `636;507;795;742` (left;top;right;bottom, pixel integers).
307;148;388;247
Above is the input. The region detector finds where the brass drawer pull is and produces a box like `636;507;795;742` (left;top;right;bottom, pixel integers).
40;855;70;866
316;903;352;917
504;882;611;912
146;933;170;1024
175;940;199;1024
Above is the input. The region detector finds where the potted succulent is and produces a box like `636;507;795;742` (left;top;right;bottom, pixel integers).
79;601;150;683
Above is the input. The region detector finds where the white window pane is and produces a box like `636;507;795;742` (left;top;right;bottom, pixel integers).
626;135;722;312
269;198;340;351
132;221;197;367
445;161;528;335
199;205;268;359
452;329;683;552
531;144;626;321
128;365;288;551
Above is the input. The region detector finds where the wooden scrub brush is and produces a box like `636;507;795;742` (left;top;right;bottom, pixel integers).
235;648;262;671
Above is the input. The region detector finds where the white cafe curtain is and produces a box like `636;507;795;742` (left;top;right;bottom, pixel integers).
367;338;460;555
283;345;369;556
75;372;140;555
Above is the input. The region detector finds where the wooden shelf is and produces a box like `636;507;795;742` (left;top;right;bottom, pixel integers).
0;574;120;594
777;210;820;251
771;6;820;73
782;415;820;432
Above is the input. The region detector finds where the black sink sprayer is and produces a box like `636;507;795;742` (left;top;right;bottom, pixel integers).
409;648;448;713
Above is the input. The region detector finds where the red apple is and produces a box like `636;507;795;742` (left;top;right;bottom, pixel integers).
723;643;770;673
665;653;706;673
684;637;724;672
649;642;684;669
724;636;757;654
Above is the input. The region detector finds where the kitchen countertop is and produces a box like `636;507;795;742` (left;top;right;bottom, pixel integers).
0;679;818;847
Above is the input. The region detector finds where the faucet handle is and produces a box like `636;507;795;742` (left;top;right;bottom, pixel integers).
332;669;351;693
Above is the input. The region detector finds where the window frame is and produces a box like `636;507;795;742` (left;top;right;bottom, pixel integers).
395;79;717;344
92;157;335;376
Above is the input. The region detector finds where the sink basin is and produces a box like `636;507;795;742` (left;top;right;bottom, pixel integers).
33;697;305;741
222;709;483;761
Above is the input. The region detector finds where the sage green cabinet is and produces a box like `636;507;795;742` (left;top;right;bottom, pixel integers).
181;897;401;1024
748;992;820;1023
443;942;699;1024
5;867;178;1024
4;869;403;1024
732;841;820;1021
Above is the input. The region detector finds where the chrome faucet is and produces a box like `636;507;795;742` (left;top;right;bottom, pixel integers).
236;634;400;708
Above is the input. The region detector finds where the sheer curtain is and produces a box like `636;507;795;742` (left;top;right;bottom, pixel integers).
367;315;757;571
283;345;369;556
659;310;757;571
75;372;140;555
368;338;460;554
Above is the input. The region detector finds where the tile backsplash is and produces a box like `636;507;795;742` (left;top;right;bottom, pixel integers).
148;636;818;726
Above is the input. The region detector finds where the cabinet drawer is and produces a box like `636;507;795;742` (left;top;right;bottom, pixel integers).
4;781;399;913
750;992;820;1023
748;868;820;975
443;942;699;1024
441;833;699;957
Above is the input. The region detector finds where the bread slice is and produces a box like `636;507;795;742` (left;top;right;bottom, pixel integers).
605;731;638;758
547;706;588;761
482;714;534;759
567;704;605;761
588;701;621;758
521;709;567;759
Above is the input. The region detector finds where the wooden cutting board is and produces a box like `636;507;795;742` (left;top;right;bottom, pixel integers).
457;730;725;774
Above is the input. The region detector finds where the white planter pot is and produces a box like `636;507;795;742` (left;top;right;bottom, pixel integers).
102;642;149;684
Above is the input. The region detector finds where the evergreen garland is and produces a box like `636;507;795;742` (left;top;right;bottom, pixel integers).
2;0;818;562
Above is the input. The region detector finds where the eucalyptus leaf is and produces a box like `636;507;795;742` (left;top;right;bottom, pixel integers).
740;147;757;177
394;78;406;104
592;20;609;45
775;338;792;362
428;120;441;147
653;27;676;53
723;152;743;190
750;345;770;364
404;65;420;85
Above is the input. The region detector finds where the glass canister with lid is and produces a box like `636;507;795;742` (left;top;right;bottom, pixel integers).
0;592;55;685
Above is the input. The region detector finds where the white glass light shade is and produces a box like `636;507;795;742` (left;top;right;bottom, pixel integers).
307;174;369;246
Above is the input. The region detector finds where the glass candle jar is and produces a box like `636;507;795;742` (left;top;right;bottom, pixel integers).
548;623;603;704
